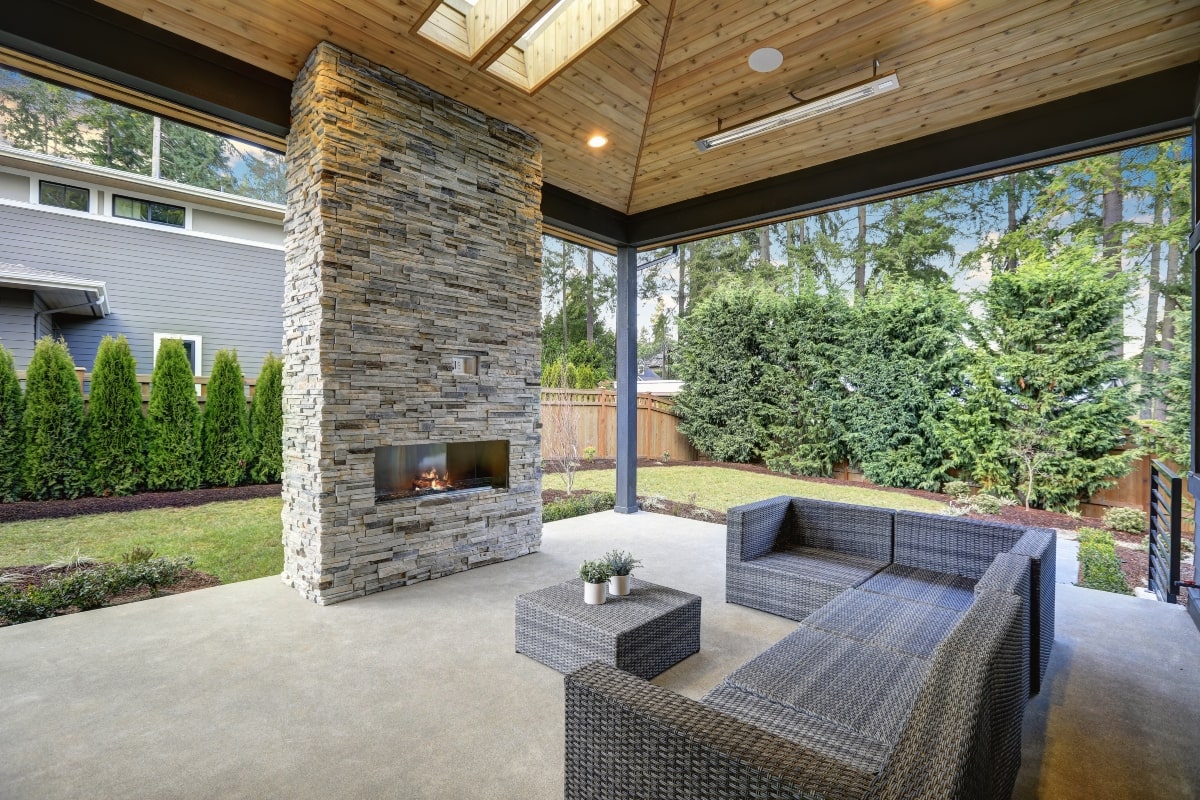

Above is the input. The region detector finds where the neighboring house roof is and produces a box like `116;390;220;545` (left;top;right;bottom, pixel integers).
637;379;684;396
0;263;109;317
638;366;661;381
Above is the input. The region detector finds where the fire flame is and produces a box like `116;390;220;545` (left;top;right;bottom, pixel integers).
413;468;451;492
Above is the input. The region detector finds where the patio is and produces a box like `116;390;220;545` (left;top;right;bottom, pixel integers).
1;510;1196;800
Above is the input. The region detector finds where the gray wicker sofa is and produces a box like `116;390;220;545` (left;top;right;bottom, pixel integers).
563;498;1056;800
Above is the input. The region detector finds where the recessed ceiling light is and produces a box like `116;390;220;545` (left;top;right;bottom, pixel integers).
587;134;608;148
748;47;783;73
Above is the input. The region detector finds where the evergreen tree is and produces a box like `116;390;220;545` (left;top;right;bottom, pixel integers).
73;98;153;173
675;285;785;462
160;119;234;191
200;349;251;486
146;338;202;490
0;345;24;501
0;71;82;156
22;338;86;499
248;353;283;483
867;192;958;287
237;149;287;204
840;279;967;490
943;238;1137;510
760;282;852;476
85;335;146;495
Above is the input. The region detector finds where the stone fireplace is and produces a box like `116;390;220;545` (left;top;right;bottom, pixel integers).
281;43;543;604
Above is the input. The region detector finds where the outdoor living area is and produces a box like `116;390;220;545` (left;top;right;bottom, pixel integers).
0;510;1197;799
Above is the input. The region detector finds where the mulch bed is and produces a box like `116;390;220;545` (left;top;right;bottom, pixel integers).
0;483;282;525
547;458;1094;531
0;563;222;626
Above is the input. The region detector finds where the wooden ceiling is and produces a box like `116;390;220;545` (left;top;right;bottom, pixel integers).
88;0;1200;215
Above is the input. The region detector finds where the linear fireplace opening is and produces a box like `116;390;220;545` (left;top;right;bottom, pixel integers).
375;440;509;501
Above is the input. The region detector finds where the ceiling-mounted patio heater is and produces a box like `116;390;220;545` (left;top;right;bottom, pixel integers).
696;70;900;152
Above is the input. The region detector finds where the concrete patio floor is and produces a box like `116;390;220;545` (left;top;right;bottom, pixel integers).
1;511;1197;799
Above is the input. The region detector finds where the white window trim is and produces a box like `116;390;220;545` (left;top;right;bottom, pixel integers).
153;333;203;376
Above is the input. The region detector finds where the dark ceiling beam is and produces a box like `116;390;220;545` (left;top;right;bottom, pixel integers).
0;0;291;139
627;63;1200;248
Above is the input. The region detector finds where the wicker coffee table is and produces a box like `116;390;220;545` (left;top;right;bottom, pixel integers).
515;577;701;679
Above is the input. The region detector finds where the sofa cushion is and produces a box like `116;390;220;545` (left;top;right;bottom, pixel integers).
752;544;887;586
789;498;894;562
894;511;1025;579
723;626;929;745
802;588;962;658
701;683;893;774
860;563;978;612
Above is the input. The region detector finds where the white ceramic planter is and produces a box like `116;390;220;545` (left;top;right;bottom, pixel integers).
583;580;607;605
608;574;631;596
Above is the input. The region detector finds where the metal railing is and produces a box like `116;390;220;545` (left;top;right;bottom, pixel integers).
1148;459;1183;603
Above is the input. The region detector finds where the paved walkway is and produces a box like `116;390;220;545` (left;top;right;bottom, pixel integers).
1;511;1196;799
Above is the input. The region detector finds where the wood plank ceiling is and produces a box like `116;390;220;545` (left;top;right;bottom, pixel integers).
92;0;1200;215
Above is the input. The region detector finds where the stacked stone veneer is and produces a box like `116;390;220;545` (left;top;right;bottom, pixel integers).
281;42;543;604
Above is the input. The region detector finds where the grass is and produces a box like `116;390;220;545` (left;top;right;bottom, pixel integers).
548;465;947;514
0;464;946;586
0;498;284;584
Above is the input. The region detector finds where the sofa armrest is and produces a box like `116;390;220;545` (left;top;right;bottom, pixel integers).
565;661;874;800
1010;526;1056;696
727;496;791;563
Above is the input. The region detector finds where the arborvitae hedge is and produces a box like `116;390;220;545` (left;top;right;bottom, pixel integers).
201;349;250;487
22;337;86;499
248;352;283;484
146;338;202;490
0;345;24;501
85;335;146;495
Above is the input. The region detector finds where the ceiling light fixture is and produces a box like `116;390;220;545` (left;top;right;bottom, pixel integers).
587;134;608;148
695;69;900;152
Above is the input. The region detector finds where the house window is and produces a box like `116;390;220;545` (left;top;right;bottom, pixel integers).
114;194;185;227
153;333;202;376
39;180;90;212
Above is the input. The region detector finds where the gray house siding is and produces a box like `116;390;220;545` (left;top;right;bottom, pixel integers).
0;203;284;376
0;289;35;365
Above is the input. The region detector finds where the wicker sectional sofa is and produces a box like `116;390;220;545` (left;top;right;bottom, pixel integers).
563;498;1056;800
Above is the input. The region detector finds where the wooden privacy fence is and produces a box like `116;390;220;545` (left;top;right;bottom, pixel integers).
540;389;699;462
17;369;257;409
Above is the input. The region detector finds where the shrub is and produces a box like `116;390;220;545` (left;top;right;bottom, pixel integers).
1102;506;1148;535
542;491;616;522
248;353;283;483
1077;527;1131;595
200;349;251;487
85;335;146;496
943;480;972;501
105;556;194;597
0;344;23;501
968;494;1004;516
0;555;196;624
22;337;86;499
146;339;202;490
583;446;596;462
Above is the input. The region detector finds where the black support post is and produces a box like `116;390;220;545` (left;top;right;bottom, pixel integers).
615;245;638;514
1188;76;1199;628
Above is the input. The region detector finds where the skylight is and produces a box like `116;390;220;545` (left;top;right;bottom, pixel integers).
415;0;644;94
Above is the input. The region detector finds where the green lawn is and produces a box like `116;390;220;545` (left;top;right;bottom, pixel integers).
0;465;944;586
0;498;284;584
548;465;946;514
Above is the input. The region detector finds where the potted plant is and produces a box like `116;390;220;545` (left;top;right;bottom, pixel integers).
579;559;612;605
605;550;642;597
